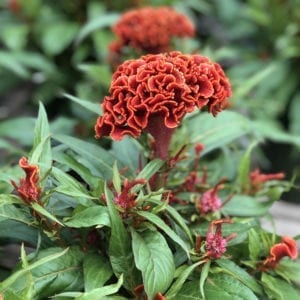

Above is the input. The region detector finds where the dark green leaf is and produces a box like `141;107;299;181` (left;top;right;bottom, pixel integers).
0;201;32;225
83;253;113;292
175;280;202;300
105;185;140;291
131;229;175;299
53;134;116;179
64;206;110;228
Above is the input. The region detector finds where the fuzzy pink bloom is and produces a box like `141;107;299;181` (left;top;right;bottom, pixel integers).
205;219;234;259
95;52;231;159
11;157;41;204
262;236;298;270
110;6;195;54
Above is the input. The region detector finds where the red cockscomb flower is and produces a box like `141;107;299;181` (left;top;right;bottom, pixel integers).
249;168;285;194
95;52;231;159
110;6;195;55
261;236;298;270
11;157;41;204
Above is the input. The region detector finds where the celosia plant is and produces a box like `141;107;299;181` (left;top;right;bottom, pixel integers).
0;6;299;300
109;7;195;57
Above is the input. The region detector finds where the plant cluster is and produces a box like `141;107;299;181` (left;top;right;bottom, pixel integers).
0;1;300;300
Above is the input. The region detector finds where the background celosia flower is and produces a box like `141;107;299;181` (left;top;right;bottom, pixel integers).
110;6;195;54
262;236;298;270
11;156;41;204
95;52;232;159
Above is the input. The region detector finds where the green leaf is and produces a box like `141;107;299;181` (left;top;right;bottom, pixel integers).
76;13;120;44
41;22;79;55
289;93;300;135
105;185;140;291
30;102;52;180
136;159;164;181
216;259;263;295
64;206;110;228
131;229;175;299
147;197;193;244
53;134;117;179
112;162;122;194
83;253;113;292
166;261;204;299
204;273;258;300
186;111;251;155
0;50;30;78
199;261;211;299
175;280;202;300
63;93;101;115
137;211;190;257
276;259;300;285
2;25;29;50
52;166;96;202
221;195;271;217
248;228;264;261
261;273;300;300
0;202;32;225
31;202;64;227
237;141;258;191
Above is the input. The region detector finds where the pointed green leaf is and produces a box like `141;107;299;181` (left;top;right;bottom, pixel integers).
136;159;164;181
137;211;190;258
83;253;113;292
216;259;263;295
204;273;258;300
64;206;110;228
105;185;140;291
131;229;175;299
200;260;211;298
63;93;101;115
31;202;64;227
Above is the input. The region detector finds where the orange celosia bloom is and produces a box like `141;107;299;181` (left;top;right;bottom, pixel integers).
110;6;195;54
249;168;285;194
262;236;298;270
95;52;231;158
11;157;41;204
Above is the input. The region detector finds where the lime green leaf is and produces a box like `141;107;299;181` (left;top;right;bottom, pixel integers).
112;162;122;194
216;259;263;295
131;229;175;299
105;185;140;291
136;159;164;181
204;273;258;300
166;261;204;299
64;206;110;228
76;13;120;44
137;211;190;257
63;93;101;115
83;253;113;292
31;202;64;227
30;102;52;180
237;141;258;191
262;273;300;300
200;261;211;298
276;259;300;285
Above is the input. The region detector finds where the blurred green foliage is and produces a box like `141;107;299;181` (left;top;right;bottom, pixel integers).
0;0;299;200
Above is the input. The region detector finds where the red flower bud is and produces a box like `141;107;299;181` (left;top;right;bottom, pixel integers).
11;157;41;204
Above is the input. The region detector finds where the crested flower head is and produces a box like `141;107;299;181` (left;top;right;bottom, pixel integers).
261;236;298;270
110;6;195;54
11;157;41;204
95;52;231;160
